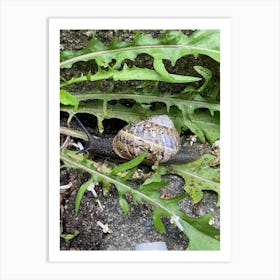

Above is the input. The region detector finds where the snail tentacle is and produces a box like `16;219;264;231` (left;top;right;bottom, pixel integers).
73;115;118;158
73;115;96;154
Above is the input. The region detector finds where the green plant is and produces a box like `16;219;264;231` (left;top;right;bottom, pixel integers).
59;29;220;250
61;149;219;250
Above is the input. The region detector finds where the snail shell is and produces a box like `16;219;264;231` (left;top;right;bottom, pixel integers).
112;115;181;165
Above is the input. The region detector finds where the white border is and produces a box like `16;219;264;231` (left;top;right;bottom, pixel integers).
49;18;231;262
1;1;279;279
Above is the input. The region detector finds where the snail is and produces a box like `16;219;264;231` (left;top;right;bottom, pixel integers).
73;115;198;165
112;115;180;165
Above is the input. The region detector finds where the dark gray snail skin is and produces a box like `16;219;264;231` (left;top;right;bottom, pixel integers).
73;115;196;165
73;115;118;159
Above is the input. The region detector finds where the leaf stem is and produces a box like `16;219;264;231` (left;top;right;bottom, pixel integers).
72;93;220;112
171;165;220;189
60;44;220;68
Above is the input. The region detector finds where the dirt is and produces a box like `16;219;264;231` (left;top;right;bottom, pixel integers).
59;30;220;251
60;184;190;251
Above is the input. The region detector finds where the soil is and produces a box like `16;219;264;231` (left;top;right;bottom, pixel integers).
59;30;220;251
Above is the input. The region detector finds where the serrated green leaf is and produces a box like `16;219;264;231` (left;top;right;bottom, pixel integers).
60;30;220;69
60;149;220;250
68;92;219;113
190;111;220;144
170;154;220;204
61;100;219;145
60;65;201;87
60;29;220;143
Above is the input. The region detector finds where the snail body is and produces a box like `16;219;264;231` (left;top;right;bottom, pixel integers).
112;115;181;165
73;114;196;165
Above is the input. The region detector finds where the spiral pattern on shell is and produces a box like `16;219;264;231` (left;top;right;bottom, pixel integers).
112;115;181;165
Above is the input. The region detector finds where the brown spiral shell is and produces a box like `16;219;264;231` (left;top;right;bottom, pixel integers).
112;115;181;165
